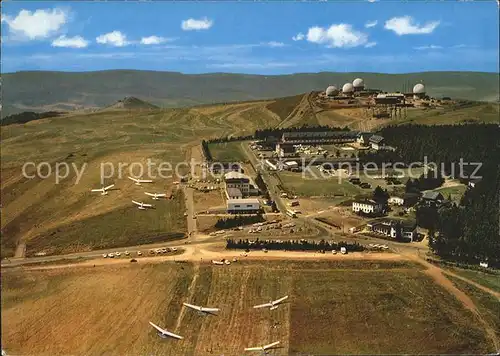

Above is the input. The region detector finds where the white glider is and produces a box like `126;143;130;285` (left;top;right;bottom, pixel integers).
244;341;280;352
91;184;115;195
149;321;183;340
183;302;220;314
145;192;167;200
128;176;153;185
253;296;288;310
132;200;154;210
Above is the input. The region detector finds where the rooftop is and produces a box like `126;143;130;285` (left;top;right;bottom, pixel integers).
369;135;384;144
227;198;260;204
422;191;444;200
226;187;242;197
353;199;380;206
224;171;249;180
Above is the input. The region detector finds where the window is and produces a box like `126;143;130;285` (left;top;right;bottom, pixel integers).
246;205;253;207
235;205;240;208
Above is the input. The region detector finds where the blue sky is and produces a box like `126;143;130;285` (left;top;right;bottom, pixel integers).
1;1;499;74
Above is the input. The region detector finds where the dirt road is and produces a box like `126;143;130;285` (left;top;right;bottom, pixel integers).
404;253;500;352
13;245;406;272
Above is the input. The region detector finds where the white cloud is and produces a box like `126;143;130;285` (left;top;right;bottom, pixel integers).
181;17;213;31
384;16;440;35
266;41;285;48
365;42;377;48
414;45;443;50
292;33;305;41
367;0;379;3
365;20;378;28
306;24;368;48
1;8;68;40
140;36;169;45
96;31;129;47
51;35;88;48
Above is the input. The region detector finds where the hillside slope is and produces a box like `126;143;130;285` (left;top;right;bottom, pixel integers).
104;96;159;110
2;70;498;117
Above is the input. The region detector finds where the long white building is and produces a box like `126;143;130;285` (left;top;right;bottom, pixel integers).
227;198;261;214
352;199;382;214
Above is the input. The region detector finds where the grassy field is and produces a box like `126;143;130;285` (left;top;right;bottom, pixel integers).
448;276;500;342
0;105;279;258
279;171;363;197
435;185;468;204
207;141;248;162
446;268;500;293
397;102;500;126
1;260;493;355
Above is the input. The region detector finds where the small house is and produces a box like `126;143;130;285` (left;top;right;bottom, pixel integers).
369;135;385;150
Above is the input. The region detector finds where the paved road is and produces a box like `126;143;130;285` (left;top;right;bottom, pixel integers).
240;141;333;238
183;185;197;240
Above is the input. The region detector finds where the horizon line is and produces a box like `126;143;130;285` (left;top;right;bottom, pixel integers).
2;69;498;76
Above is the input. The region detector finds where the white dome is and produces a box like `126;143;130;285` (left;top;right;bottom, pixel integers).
413;83;425;94
325;85;338;96
342;83;354;93
353;78;364;88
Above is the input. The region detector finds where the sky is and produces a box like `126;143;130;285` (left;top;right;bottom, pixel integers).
1;1;499;74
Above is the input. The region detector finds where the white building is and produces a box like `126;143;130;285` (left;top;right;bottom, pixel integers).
224;171;259;197
352;200;383;214
369;135;385;150
227;198;261;213
370;219;417;242
284;161;299;170
388;196;404;206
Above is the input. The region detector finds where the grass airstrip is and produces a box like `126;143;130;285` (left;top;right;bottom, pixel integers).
1;260;493;355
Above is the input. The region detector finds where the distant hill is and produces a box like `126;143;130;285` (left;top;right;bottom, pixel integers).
104;96;159;110
1;70;498;117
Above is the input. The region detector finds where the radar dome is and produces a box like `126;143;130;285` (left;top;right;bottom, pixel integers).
353;78;364;88
325;85;338;96
413;83;425;94
342;83;354;93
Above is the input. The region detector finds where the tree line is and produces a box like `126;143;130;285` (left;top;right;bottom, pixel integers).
1;111;64;126
370;124;499;265
215;214;265;229
205;134;254;144
201;140;213;161
254;124;349;140
226;238;365;252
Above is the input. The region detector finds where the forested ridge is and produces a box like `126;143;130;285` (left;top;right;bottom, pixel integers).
376;124;500;265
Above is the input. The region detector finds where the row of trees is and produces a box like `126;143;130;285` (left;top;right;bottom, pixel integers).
215;215;265;229
226;238;365;252
205;134;254;144
254;173;268;194
254;124;349;140
201;140;212;161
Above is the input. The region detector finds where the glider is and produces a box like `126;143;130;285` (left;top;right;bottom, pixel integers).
253;296;288;310
128;176;153;185
132;200;154;210
91;184;115;195
149;321;183;340
145;192;167;200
